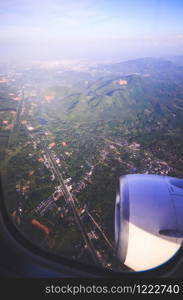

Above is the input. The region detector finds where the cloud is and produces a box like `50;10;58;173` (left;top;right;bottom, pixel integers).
0;0;183;62
0;0;108;40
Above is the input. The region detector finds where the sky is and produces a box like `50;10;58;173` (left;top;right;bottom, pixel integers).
0;0;183;63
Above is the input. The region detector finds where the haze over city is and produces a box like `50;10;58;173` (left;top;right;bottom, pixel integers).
0;0;183;64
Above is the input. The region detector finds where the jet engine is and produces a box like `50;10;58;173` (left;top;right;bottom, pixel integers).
115;174;183;271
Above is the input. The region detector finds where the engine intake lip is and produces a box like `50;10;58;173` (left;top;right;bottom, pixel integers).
115;175;130;263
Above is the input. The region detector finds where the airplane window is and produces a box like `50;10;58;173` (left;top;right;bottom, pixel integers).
0;0;183;274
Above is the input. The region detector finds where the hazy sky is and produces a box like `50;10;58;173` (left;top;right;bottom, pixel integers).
1;0;183;63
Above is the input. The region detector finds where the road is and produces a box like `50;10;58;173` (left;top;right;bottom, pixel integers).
6;87;127;270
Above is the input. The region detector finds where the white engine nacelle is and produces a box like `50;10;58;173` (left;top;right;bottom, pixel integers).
115;174;183;271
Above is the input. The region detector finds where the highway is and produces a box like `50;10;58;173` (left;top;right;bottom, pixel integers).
6;89;126;270
24;126;104;266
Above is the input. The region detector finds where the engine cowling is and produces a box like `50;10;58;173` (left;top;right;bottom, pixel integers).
115;174;183;271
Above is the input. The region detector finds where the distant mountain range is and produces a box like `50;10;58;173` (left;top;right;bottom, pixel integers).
46;56;183;125
166;56;183;66
97;57;183;80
